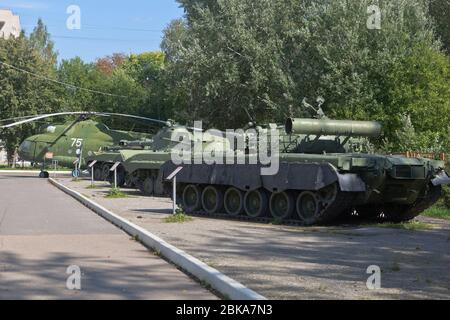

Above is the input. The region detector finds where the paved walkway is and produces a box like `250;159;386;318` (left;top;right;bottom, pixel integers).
0;174;215;299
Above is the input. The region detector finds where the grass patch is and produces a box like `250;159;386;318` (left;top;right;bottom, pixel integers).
422;206;450;220
130;235;140;242
164;209;193;223
199;280;213;291
370;220;434;231
105;188;129;199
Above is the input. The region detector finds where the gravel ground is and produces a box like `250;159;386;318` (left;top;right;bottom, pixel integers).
57;177;450;300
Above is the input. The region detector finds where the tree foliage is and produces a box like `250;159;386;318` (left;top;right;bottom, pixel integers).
163;0;449;153
58;51;171;130
0;26;62;162
429;0;450;53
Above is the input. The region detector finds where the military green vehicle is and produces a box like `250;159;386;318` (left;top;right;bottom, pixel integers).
161;117;449;225
86;123;231;195
0;112;162;177
86;122;184;189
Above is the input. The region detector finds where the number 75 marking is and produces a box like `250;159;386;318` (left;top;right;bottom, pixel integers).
71;138;83;148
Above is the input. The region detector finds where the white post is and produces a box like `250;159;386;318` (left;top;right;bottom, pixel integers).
78;150;82;173
114;167;117;189
91;165;94;187
167;166;183;216
173;176;177;215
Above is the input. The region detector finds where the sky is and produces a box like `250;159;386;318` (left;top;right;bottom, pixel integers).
0;0;185;62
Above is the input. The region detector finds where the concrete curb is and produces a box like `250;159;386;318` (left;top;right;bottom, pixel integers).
48;178;266;301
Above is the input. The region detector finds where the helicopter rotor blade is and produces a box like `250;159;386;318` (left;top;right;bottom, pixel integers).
0;112;96;129
95;113;171;127
0;111;172;129
0;114;47;123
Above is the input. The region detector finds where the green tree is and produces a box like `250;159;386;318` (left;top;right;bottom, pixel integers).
384;45;450;152
122;51;178;120
429;0;450;53
163;0;447;145
29;18;57;65
57;57;99;111
0;22;62;163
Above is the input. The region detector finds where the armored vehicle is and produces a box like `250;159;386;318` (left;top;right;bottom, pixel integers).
1;112;159;178
161;117;449;225
86;123;232;195
86;123;188;188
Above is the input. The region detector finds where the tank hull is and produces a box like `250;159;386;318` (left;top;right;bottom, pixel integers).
161;153;447;225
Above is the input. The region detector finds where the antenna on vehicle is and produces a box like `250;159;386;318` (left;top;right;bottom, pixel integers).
302;97;326;119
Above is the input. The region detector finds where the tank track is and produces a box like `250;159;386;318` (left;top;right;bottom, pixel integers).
383;185;442;222
314;192;356;225
179;189;356;226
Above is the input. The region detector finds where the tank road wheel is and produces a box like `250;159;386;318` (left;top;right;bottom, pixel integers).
270;191;295;220
201;186;224;214
296;192;320;225
93;167;103;181
101;164;110;181
296;183;352;225
154;175;166;196
124;175;134;188
224;188;244;216
244;189;269;218
182;184;202;213
115;167;126;188
142;177;154;196
317;183;338;205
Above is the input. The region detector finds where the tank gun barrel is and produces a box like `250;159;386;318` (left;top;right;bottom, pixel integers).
119;139;154;148
285;118;382;138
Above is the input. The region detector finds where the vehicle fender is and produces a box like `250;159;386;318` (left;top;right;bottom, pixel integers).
432;171;450;186
162;162;367;192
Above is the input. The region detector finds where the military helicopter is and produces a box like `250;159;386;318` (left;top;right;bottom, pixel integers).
0;112;171;178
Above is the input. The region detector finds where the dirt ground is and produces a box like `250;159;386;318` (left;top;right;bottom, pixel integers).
57;177;450;300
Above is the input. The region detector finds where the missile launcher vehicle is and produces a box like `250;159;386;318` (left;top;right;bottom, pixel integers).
161;117;449;225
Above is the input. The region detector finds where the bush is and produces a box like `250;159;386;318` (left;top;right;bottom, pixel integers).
443;163;450;209
442;185;450;209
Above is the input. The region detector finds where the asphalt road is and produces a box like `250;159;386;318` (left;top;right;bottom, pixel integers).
0;174;215;299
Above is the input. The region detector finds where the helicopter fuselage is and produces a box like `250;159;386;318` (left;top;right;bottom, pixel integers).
18;120;146;169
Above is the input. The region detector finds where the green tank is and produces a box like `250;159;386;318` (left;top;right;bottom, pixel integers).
86;123;188;188
86;123;232;195
160;117;449;225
